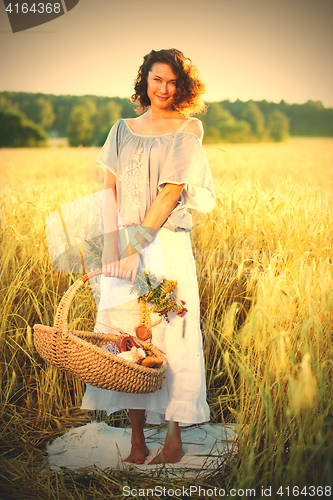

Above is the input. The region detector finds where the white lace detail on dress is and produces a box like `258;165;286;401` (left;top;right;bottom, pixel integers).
118;148;144;221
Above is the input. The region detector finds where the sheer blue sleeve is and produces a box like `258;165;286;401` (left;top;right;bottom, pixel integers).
96;121;121;176
158;134;216;213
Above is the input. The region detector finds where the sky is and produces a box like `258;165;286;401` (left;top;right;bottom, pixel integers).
0;0;332;107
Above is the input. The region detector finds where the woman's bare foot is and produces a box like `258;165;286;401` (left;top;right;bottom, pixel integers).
124;442;149;464
148;445;183;464
148;420;183;464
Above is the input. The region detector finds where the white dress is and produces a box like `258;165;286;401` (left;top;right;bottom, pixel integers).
81;118;216;426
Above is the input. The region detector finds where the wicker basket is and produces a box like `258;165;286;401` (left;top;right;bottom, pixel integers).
33;269;167;394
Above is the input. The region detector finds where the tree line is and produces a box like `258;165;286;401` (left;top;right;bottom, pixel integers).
0;91;332;147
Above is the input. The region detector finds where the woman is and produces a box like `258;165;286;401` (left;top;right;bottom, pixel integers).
81;48;216;464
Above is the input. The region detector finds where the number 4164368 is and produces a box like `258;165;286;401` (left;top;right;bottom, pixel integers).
6;3;61;14
277;486;331;496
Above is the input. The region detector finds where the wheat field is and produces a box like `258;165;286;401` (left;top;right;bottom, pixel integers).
0;138;332;499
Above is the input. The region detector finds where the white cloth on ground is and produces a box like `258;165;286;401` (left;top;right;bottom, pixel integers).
46;421;238;474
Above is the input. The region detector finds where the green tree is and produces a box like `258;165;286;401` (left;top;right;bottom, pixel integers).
202;103;252;143
36;96;55;129
219;120;252;143
241;101;266;139
267;110;290;142
18;95;55;130
0;108;48;147
67;105;94;146
205;102;231;124
93;100;122;146
80;97;97;117
203;126;222;143
0;95;17;112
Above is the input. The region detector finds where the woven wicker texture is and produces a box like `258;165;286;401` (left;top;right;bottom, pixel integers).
33;270;166;394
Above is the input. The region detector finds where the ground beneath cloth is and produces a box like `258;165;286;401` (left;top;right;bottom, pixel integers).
46;422;237;474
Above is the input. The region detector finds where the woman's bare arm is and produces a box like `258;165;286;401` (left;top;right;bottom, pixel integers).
143;182;186;230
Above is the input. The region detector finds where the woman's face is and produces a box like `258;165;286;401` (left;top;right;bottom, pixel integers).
146;62;177;110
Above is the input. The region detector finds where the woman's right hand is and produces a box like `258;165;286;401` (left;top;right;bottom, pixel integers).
102;242;120;277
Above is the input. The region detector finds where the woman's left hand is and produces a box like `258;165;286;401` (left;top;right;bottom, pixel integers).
118;244;141;284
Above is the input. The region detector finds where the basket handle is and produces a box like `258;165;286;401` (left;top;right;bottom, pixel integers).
53;269;162;337
53;269;104;336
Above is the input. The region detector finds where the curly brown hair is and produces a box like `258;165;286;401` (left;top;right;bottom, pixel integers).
131;48;206;117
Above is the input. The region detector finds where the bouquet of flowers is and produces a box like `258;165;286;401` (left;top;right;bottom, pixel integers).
130;269;187;323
